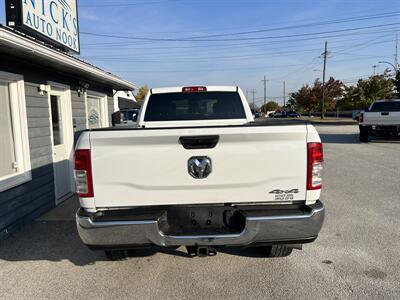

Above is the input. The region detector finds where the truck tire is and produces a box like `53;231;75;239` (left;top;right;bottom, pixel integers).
105;250;128;261
359;128;369;143
266;245;293;257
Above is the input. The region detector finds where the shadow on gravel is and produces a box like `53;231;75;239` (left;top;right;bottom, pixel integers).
319;133;359;144
0;219;104;266
0;196;197;265
0;197;106;266
0;220;266;264
317;133;400;144
308;121;358;126
218;246;268;258
0;197;257;264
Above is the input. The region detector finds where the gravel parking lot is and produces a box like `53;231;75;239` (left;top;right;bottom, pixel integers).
0;123;399;299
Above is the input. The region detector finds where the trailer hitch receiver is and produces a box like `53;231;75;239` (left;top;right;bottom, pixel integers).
186;246;217;257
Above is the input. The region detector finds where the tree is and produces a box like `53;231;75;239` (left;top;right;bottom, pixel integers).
135;85;149;101
338;85;361;110
289;84;316;115
286;94;298;111
261;101;279;112
339;70;394;110
289;77;343;114
315;77;344;112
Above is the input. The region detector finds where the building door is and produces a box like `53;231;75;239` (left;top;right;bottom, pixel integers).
86;94;108;129
48;88;74;204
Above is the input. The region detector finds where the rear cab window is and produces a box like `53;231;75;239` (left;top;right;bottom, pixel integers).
369;101;400;112
144;91;246;121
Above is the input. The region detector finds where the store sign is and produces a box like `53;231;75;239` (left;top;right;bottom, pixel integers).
6;0;80;53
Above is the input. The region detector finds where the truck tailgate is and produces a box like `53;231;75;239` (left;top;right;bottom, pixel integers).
364;111;400;125
89;125;308;208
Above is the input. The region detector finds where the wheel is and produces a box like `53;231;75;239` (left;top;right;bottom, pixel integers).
359;128;369;143
105;250;128;261
266;245;293;257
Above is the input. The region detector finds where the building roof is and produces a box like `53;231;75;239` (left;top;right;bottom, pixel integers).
0;25;136;90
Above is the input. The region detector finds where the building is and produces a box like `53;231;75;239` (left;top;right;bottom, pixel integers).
0;26;135;239
113;90;140;111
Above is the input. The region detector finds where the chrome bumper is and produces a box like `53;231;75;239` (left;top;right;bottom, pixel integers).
76;201;325;248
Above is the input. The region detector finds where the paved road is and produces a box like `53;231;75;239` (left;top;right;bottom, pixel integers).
1;124;399;299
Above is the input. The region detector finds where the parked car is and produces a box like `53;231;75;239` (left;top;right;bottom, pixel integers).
352;110;362;121
74;86;325;260
287;111;301;118
254;112;262;118
111;109;140;126
359;100;400;142
273;111;287;118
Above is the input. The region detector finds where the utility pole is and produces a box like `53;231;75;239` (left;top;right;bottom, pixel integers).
283;81;286;109
246;88;249;101
261;76;267;113
251;89;256;114
395;32;398;72
372;64;377;75
321;41;328;120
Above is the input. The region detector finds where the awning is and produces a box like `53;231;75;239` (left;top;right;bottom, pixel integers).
0;26;135;90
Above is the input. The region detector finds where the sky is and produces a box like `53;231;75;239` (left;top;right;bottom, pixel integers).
1;0;400;106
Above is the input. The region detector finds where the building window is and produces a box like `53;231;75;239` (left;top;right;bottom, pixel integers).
0;72;31;192
86;93;108;129
50;95;64;145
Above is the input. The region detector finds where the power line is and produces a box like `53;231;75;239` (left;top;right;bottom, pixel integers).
81;40;395;63
80;22;400;42
163;12;400;40
82;27;400;48
81;47;323;61
79;0;181;7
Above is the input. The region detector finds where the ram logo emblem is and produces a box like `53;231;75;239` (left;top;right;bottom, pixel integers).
188;157;212;179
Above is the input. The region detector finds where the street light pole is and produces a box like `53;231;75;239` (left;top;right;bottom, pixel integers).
252;89;256;115
378;61;397;73
283;81;286;108
321;41;328;120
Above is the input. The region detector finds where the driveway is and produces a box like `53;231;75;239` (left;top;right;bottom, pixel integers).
0;124;399;299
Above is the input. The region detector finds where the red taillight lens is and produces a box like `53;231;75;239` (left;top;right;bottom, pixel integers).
307;142;323;190
182;86;207;93
74;149;94;197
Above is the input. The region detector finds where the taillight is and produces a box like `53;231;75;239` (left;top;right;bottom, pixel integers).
74;149;94;197
307;142;323;190
359;112;364;124
182;86;207;92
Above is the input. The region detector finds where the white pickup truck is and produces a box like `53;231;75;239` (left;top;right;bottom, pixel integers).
74;86;325;260
359;99;400;142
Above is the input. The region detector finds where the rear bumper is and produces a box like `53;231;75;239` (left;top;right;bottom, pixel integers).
76;201;325;249
360;125;400;134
